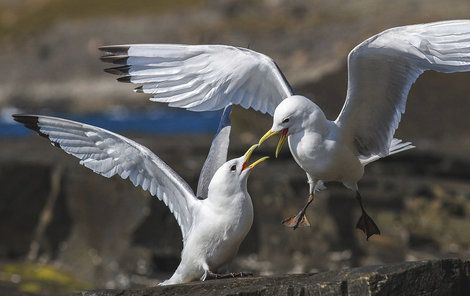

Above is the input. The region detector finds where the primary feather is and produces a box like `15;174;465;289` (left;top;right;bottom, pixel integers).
100;44;293;116
13;114;199;242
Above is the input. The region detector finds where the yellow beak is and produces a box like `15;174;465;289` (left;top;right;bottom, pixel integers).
242;144;270;170
258;129;288;158
248;156;270;169
258;130;277;145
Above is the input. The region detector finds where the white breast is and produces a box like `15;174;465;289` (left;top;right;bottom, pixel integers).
288;130;363;182
184;192;253;272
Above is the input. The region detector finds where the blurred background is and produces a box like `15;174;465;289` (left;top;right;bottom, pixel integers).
1;0;470;295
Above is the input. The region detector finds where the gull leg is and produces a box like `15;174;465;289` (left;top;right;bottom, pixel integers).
202;271;253;281
230;272;253;278
282;193;314;229
282;176;316;230
201;270;219;281
214;272;253;279
355;191;380;240
201;263;216;281
201;263;253;281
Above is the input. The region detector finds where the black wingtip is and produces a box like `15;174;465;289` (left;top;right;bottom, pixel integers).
104;65;130;75
117;76;132;83
12;114;59;147
99;45;130;54
134;86;144;93
12;114;40;132
99;46;130;64
100;55;129;65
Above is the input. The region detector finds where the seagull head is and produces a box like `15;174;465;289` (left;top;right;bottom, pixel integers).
258;95;326;157
208;144;269;197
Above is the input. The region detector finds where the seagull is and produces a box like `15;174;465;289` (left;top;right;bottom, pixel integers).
12;107;269;285
99;20;470;239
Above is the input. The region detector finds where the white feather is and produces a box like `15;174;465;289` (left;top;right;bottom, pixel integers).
101;44;293;116
19;115;199;241
336;20;470;157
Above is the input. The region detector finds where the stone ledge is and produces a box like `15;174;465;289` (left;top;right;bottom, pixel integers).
75;259;469;296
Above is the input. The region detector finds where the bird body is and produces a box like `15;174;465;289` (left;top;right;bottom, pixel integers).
272;95;364;190
13;110;268;285
163;160;254;285
100;19;470;238
288;129;364;190
265;95;413;235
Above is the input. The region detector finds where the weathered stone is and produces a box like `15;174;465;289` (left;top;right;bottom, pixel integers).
74;259;469;296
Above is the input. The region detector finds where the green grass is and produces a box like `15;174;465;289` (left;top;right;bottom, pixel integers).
0;262;92;296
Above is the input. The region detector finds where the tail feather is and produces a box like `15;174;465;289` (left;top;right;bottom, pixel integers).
387;138;415;156
360;138;414;165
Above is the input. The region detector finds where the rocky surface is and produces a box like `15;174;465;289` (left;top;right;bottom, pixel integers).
75;259;470;296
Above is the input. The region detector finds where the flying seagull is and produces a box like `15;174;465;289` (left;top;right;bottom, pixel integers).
13;107;269;285
99;20;470;239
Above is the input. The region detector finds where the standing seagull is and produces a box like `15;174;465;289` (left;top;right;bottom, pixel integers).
13;107;269;285
99;20;470;238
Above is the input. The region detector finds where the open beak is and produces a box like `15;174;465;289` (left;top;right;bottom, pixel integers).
258;128;288;158
242;144;270;171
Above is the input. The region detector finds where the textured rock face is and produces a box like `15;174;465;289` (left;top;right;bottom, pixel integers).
75;259;469;296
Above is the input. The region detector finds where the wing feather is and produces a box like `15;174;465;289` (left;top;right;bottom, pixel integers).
100;44;293;116
13;114;199;242
196;106;232;199
336;20;470;157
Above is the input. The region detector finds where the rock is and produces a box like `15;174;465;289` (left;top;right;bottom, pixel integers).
74;259;469;296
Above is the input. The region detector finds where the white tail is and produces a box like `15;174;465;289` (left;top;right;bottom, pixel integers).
360;138;414;166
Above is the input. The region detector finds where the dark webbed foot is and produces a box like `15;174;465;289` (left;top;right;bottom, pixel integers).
282;193;314;230
282;212;311;229
356;211;381;240
355;191;381;240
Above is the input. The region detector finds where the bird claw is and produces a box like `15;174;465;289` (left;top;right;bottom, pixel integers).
202;271;253;281
201;270;217;281
282;212;311;229
228;272;253;278
356;212;381;240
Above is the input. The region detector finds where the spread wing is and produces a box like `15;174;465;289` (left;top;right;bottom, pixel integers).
99;44;293;116
13;114;199;241
335;20;470;157
196;105;232;200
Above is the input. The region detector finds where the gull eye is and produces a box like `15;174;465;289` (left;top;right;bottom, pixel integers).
282;118;290;123
230;164;237;172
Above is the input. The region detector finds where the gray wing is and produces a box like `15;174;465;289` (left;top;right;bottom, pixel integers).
196;105;232;199
99;44;293;116
13;114;199;242
335;20;470;157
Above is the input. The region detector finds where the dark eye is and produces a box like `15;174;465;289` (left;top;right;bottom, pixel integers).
230;165;237;171
282;118;290;123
